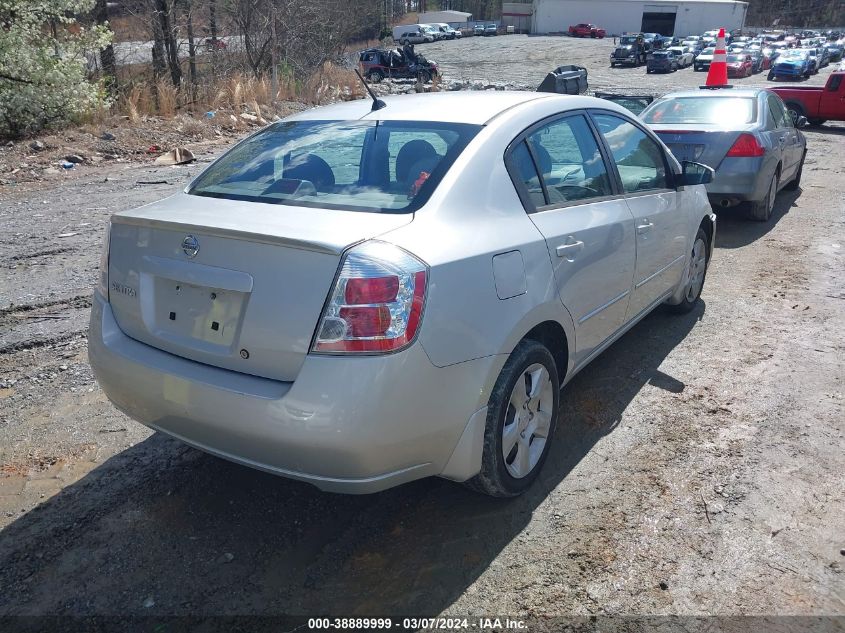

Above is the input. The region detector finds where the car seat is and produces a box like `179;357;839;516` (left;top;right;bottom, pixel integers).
396;140;440;187
282;153;336;191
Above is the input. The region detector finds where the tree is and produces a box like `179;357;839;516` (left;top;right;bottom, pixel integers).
0;0;112;137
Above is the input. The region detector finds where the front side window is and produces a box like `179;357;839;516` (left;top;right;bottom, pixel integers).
592;113;669;193
524;114;613;206
189;120;480;213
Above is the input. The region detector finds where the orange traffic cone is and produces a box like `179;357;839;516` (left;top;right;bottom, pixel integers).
705;28;729;87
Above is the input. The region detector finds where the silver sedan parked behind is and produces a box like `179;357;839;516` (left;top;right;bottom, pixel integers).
640;88;807;221
89;92;716;497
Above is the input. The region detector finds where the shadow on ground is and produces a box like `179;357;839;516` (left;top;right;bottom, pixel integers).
714;188;802;249
0;296;710;616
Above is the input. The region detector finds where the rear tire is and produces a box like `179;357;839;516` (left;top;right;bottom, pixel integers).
366;69;384;83
784;151;806;191
746;171;779;222
465;340;559;498
669;228;709;314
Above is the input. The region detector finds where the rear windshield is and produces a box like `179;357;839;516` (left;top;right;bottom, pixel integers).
642;97;757;125
727;54;746;62
188;120;480;213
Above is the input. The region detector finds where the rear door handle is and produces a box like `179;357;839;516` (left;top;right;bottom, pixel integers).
556;240;584;258
636;221;654;235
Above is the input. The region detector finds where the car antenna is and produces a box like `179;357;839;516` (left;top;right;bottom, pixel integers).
355;69;386;112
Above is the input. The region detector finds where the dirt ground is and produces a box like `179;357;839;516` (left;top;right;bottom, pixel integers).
1;37;844;623
421;34;836;92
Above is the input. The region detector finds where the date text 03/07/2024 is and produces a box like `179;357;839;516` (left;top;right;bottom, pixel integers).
307;617;528;630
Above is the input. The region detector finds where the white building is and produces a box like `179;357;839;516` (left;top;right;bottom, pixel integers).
502;0;748;37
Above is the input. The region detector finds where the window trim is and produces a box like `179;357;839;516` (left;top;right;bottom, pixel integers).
503;109;624;214
587;108;678;195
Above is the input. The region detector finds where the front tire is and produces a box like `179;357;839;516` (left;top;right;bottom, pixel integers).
465;340;559;498
669;228;709;314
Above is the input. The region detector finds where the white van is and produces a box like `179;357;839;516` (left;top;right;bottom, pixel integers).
392;25;434;45
433;23;462;39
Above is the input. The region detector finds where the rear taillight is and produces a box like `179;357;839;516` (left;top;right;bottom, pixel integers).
312;242;428;354
97;220;111;300
726;133;765;157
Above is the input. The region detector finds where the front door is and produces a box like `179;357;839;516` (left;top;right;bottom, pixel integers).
590;112;689;319
507;113;637;362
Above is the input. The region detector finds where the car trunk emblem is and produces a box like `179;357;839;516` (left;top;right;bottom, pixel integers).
181;235;199;258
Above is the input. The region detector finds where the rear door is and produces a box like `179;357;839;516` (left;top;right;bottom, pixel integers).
506;112;636;362
590;111;689;320
767;94;801;180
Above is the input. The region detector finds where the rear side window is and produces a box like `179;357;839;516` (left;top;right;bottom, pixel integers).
511;142;546;208
524;115;613;206
768;95;790;128
592;113;669;193
829;74;843;91
188;120;480;213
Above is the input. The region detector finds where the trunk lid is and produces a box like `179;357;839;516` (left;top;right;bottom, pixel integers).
650;124;756;169
107;193;412;382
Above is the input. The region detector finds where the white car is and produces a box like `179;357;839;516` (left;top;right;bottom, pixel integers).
668;46;695;67
89;92;715;497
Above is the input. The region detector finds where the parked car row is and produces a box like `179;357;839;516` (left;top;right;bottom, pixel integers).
612;26;845;79
391;23;462;45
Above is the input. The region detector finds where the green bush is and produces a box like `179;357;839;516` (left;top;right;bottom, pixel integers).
0;0;112;138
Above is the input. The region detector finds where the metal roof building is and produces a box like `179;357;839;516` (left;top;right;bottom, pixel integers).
502;0;748;37
418;10;474;26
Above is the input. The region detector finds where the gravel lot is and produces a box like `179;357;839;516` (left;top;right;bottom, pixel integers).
1;37;844;624
421;34;835;93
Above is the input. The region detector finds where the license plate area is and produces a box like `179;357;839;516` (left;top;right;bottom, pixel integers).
151;278;247;352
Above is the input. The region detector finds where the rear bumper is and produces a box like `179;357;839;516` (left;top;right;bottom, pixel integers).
88;293;495;493
706;156;772;202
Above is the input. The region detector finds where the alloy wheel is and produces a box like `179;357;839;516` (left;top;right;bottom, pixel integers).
502;364;554;479
684;237;708;302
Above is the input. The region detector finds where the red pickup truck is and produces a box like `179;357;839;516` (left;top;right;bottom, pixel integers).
769;71;845;126
568;23;606;38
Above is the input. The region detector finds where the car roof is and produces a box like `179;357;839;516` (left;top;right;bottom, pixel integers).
284;91;566;125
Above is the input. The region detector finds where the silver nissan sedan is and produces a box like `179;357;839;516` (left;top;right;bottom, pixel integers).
89;91;716;497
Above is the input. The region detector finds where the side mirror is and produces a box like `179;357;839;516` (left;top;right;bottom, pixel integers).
797;115;809;128
678;161;714;186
